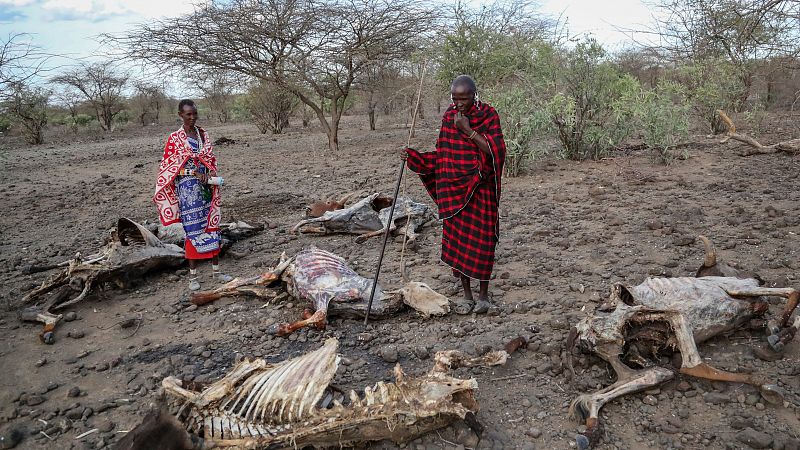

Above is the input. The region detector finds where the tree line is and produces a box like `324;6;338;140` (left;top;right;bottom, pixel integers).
3;0;800;174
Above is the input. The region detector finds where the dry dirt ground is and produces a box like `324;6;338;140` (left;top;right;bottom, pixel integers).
0;111;799;450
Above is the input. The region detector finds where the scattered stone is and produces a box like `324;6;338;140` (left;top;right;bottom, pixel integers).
67;387;81;398
735;428;772;449
34;359;46;368
642;395;658;406
64;312;78;322
67;330;85;339
525;427;542;438
703;392;730;405
380;345;399;363
96;419;114;433
24;396;45;406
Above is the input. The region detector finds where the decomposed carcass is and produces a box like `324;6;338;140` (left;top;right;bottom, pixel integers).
157;338;510;449
291;193;436;245
18;218;184;343
567;236;800;449
191;246;449;336
147;220;264;253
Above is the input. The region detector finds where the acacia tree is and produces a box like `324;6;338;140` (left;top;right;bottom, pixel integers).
53;63;128;131
644;0;800;106
112;0;434;152
246;80;297;134
196;70;236;123
0;33;47;101
129;80;169;126
5;83;49;144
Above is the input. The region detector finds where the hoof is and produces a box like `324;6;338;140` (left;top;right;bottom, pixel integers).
767;334;785;352
41;331;55;345
576;434;591;450
759;384;785;404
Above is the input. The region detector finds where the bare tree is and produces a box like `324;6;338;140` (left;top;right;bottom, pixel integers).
4;83;49;144
246;80;297;134
196;70;236;123
53;63;128;132
111;0;435;152
0;33;48;102
130;80;169;126
642;0;800;104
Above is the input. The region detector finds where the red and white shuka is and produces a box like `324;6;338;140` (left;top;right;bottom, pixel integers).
406;102;506;281
153;127;221;259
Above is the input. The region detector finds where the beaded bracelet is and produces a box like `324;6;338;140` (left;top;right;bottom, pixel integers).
468;130;477;140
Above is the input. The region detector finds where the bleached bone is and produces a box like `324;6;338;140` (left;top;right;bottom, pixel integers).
162;338;509;447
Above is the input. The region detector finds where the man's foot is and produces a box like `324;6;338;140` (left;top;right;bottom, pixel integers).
189;278;201;291
473;297;491;314
452;298;474;315
214;272;234;283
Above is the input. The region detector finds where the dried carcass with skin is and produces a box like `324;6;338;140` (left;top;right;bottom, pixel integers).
291;193;436;244
18;218;184;343
162;338;509;448
568;236;800;449
147;220;264;251
191;247;449;336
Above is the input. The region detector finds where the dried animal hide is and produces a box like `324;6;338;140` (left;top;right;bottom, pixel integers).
191;247;449;335
567;236;799;449
18;218;184;343
291;193;436;244
163;338;509;448
148;220;263;252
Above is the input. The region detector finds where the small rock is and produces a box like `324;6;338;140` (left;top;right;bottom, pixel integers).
735;428;772;449
34;359;46;368
96;419;114;433
24;396;45;406
68;330;85;339
703;392;730;405
525;427;542;438
67;387;81;398
64;312;78;322
380;345;399;363
642;395;658;406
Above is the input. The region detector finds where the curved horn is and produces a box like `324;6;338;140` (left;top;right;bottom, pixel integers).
698;235;716;267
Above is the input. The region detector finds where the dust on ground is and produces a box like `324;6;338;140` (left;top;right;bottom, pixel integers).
1;111;799;450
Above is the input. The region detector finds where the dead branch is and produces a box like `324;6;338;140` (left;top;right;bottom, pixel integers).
717;110;800;156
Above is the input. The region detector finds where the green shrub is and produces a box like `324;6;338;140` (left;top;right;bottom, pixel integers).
0;115;10;133
670;59;746;134
636;81;690;164
74;114;94;126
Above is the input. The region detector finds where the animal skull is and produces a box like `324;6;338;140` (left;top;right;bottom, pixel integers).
160;338;509;448
567;236;799;449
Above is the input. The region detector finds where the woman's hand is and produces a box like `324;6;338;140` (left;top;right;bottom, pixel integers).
454;111;472;135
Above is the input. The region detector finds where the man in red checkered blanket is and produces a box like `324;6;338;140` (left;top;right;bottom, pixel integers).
406;75;506;315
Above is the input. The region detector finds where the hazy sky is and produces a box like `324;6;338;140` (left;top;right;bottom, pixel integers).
0;0;656;93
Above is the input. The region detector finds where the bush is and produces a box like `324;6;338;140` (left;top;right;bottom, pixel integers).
74;114;94;126
636;81;690;164
246;82;297;134
537;40;641;160
489;85;549;176
0;115;10;133
670;59;747;134
5;85;49;144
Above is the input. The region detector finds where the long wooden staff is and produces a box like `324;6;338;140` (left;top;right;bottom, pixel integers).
364;64;427;325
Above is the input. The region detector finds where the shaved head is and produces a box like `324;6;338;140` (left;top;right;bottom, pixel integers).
451;74;477;94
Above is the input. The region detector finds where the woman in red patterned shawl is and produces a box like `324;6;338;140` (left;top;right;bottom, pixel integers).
154;99;233;291
406;75;506;315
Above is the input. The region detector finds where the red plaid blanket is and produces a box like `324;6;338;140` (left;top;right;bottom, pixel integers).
407;102;505;280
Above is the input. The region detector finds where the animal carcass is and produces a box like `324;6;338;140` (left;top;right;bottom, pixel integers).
160;338;510;448
191;246;449;335
18;218;184;343
291;193;436;244
567;236;799;449
147;220;264;252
